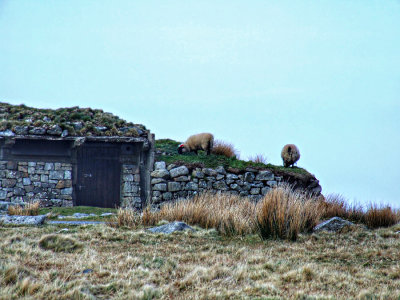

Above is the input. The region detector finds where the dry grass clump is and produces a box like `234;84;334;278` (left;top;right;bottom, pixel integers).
248;154;267;164
211;140;239;159
363;204;400;229
320;194;400;229
38;234;82;253
256;185;322;241
7;201;40;216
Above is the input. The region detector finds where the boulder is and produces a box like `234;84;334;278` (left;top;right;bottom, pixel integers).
148;221;195;234
0;214;46;225
256;170;274;181
313;217;354;233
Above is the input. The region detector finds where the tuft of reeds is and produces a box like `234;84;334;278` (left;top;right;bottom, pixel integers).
363;204;400;229
256;185;322;241
38;234;82;253
7;202;40;216
211;140;239;159
248;154;267;164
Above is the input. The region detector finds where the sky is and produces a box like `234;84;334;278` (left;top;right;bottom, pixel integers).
0;1;399;208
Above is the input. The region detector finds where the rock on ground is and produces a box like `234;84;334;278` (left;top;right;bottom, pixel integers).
313;217;354;232
0;214;47;225
147;221;195;234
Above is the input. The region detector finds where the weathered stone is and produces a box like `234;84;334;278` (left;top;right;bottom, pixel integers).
6;171;17;179
267;180;277;187
192;169;204;178
252;182;264;188
61;188;73;195
28;162;36;167
47;125;62;135
0;191;7;200
14;188;25;196
0;129;15;137
213;181;228;191
313;217;354;233
240;191;249;197
256;170;274;181
64;170;71;180
174;176;190;182
199;180;207;189
185;182;199;191
3;179;17;188
230;183;240;190
154;161;166;170
22;178;31;185
153;183;167;192
242;182;251;191
148;221;195;234
153;191;161;197
176;191;188;198
250;188;260;195
215;166;227;175
163;192;172;201
123;174;134;182
13;126;29;135
29;127;46;135
203;168;217;176
41;175;49;183
226;174;238;181
44;163;54;171
170;166;189;178
151;178;166;184
244;172;255;183
49;171;64;180
167;164;176;171
0;215;46;225
216;174;225;180
56;180;65;189
150;169;170;179
168;182;181;192
261;187;271;195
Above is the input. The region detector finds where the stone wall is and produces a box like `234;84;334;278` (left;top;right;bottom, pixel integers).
0;160;73;207
151;161;322;207
120;164;142;209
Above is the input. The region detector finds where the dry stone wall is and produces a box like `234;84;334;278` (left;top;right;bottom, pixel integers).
150;161;319;207
0;160;73;207
121;164;142;209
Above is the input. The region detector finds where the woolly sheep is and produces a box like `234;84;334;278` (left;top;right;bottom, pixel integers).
281;144;300;167
178;133;214;155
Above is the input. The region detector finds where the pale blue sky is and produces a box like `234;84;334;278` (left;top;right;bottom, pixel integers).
1;1;399;207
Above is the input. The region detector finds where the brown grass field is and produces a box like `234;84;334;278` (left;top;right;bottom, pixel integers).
1;189;400;299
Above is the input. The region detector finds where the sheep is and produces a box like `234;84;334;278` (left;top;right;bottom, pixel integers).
281;144;300;167
178;133;214;155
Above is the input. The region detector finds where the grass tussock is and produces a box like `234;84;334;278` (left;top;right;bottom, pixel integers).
38;234;82;253
320;194;400;229
211;140;239;159
256;185;322;241
8;201;40;216
248;154;268;164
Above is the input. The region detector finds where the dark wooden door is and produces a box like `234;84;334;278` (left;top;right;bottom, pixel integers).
76;143;121;208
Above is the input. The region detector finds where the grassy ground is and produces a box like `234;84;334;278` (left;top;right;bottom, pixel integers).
38;206;117;221
1;223;400;299
155;139;309;175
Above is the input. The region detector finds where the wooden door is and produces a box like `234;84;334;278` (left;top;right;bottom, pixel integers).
76;143;121;208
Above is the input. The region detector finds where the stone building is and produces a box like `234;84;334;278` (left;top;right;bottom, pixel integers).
0;103;154;209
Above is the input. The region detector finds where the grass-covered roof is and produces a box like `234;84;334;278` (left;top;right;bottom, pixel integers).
0;102;149;138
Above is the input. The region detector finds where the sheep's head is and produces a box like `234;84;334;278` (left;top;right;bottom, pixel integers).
177;144;187;154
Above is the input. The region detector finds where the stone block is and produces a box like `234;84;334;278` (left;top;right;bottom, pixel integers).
44;163;54;171
6;161;17;170
28;162;37;167
170;166;189;178
216;174;225;180
244;172;255;183
49;171;64;180
185;182;199;191
55;163;62;170
41;175;49;183
168;182;181;192
154;161;166;170
256;170;274;181
56;180;65;189
151;169;170;179
3;179;17;188
153;183;167;192
215;166;226;174
151;178;166;184
213;181;228;191
250;188;260;195
261;187;271;195
22;178;31;185
64;170;72;180
203;168;217;176
123;174;134;182
163;192;172;201
192;169;204;178
174;176;190;182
